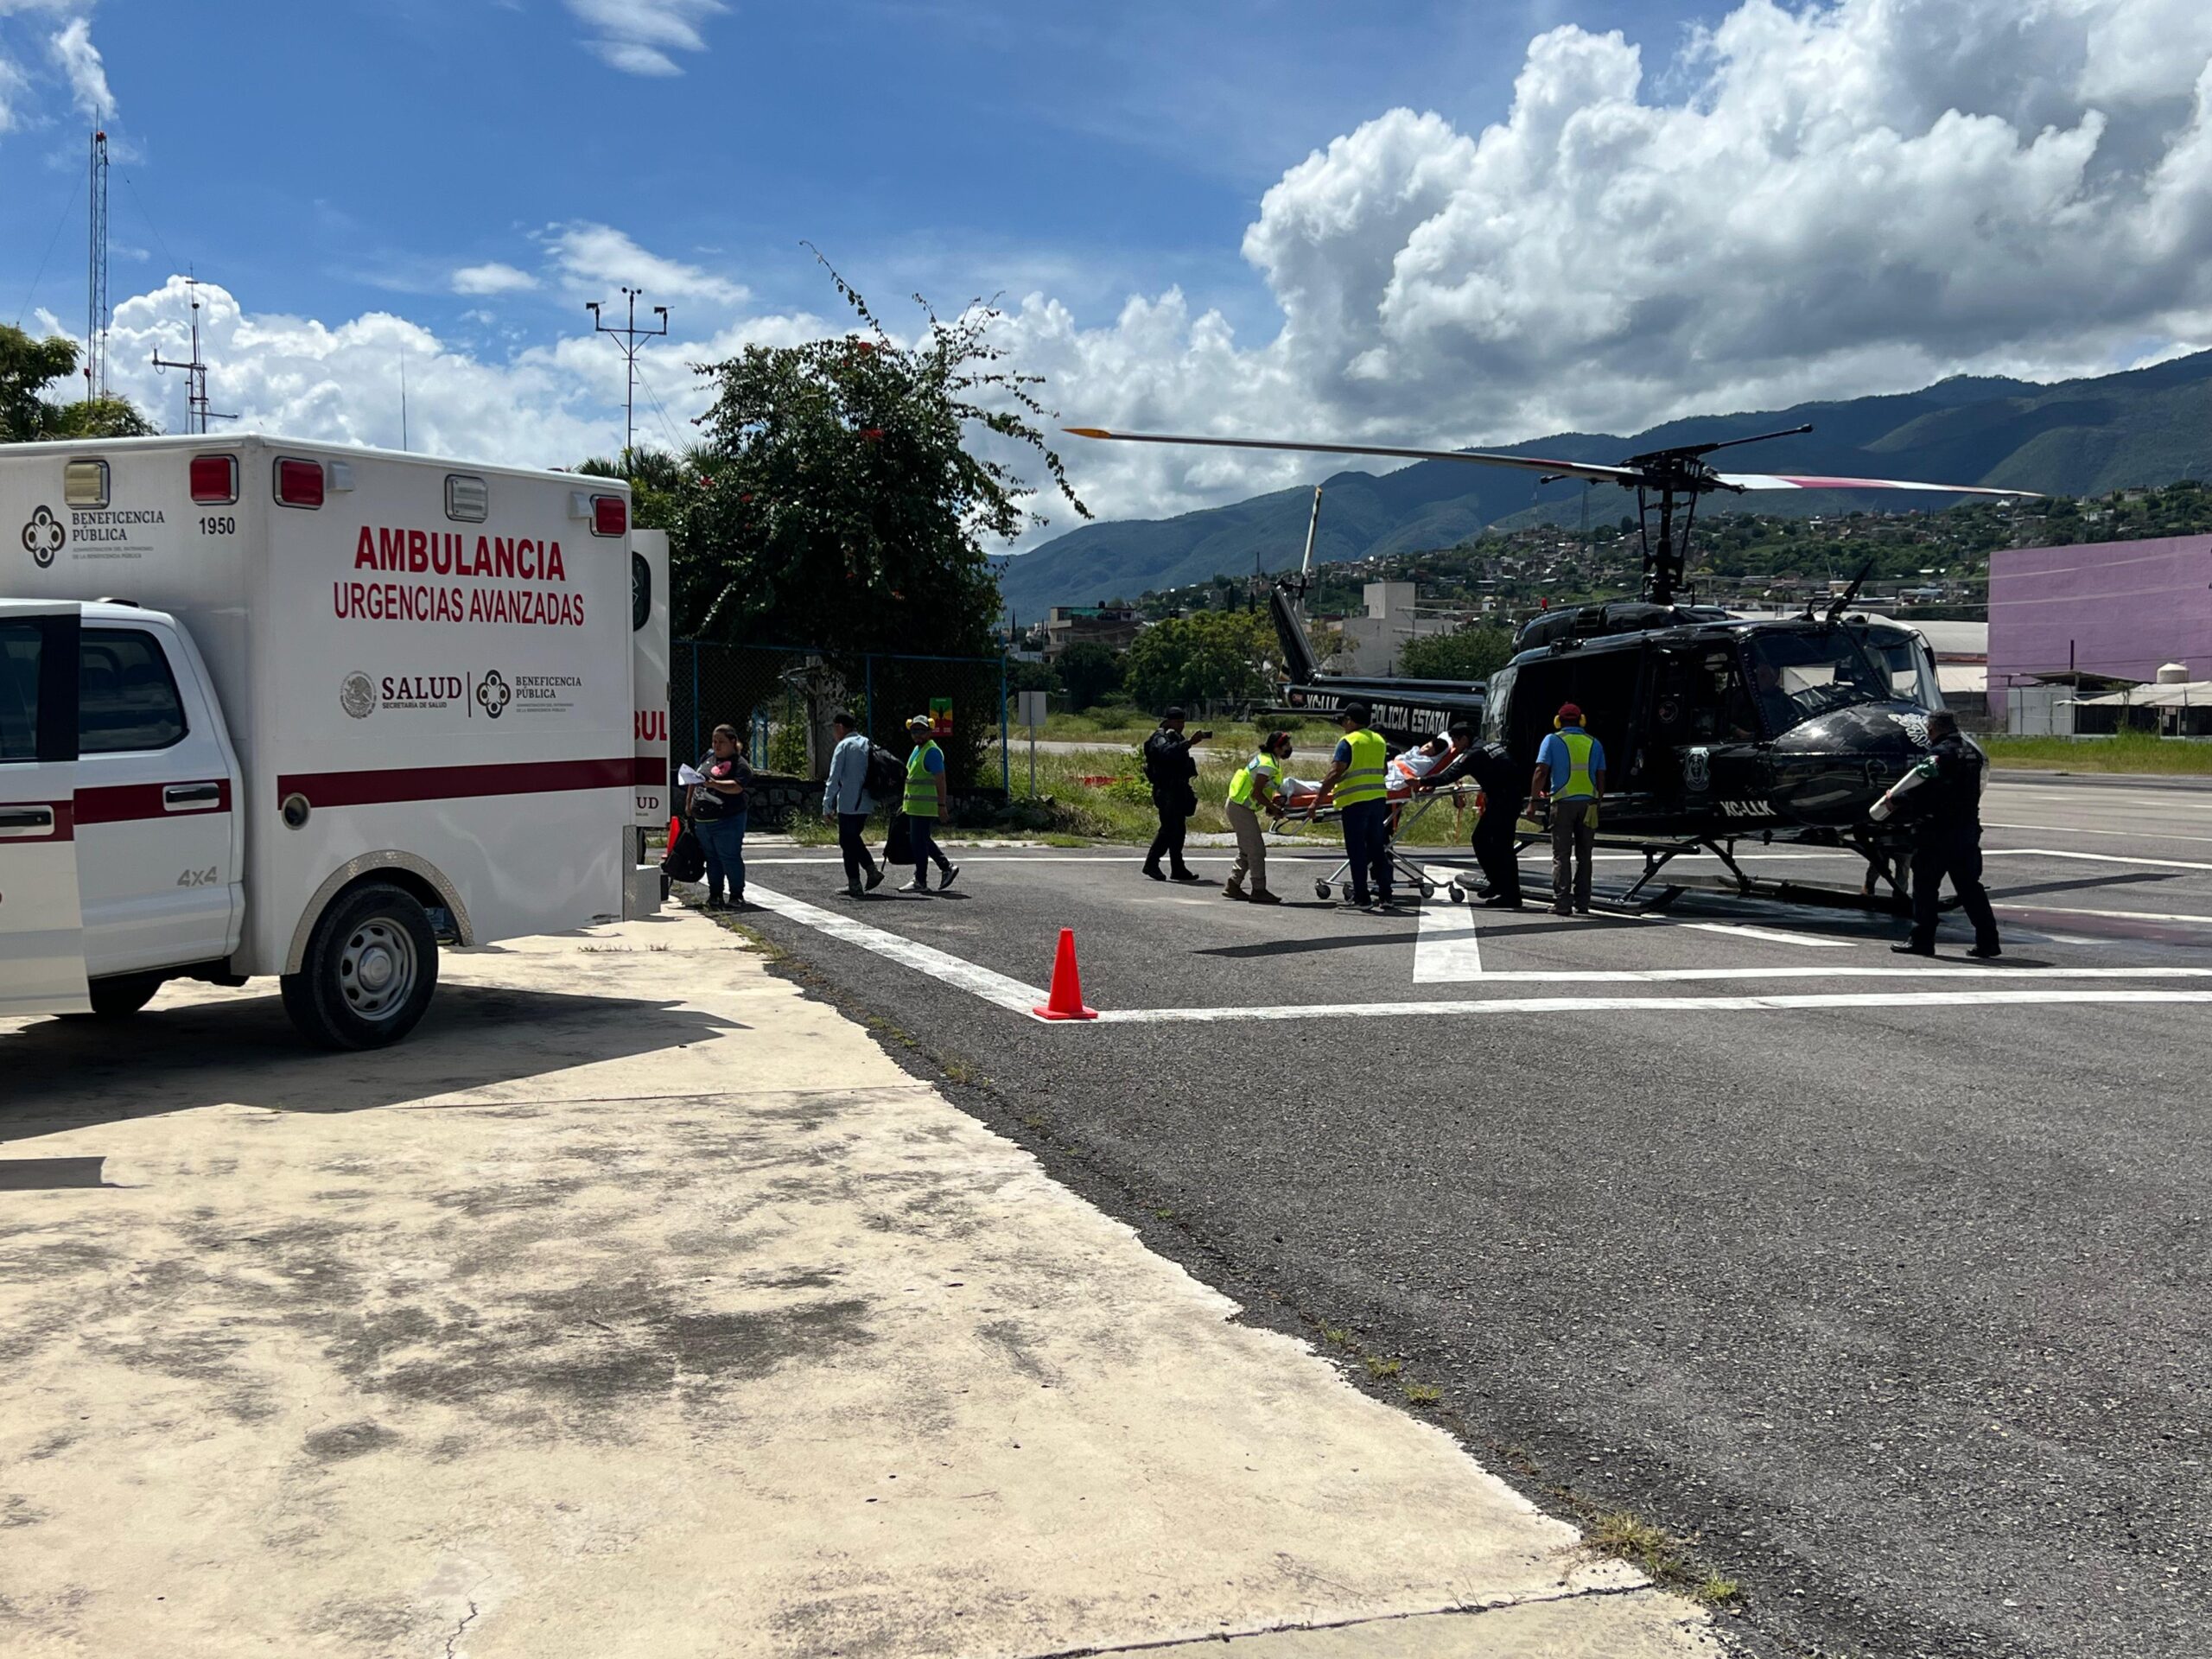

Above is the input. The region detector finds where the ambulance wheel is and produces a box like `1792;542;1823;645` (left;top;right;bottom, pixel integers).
282;883;439;1051
64;973;164;1020
1314;880;1331;899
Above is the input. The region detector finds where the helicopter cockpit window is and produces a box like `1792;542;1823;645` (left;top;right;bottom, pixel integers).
1860;625;1944;710
1743;630;1891;730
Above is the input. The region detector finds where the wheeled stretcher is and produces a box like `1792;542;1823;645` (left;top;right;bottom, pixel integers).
1279;768;1468;903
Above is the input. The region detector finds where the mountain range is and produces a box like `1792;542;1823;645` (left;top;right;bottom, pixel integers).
996;348;2212;617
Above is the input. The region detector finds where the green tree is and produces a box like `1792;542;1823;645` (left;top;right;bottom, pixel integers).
1396;625;1516;683
1124;610;1277;711
576;444;708;534
674;261;1085;658
1055;640;1123;709
2;325;156;441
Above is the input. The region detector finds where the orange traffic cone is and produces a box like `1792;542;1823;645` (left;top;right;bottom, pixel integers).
1033;927;1098;1020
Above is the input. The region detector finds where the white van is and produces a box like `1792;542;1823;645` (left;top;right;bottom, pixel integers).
0;435;670;1047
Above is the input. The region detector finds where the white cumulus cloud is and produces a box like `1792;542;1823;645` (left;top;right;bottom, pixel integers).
990;0;2212;532
545;221;749;308
451;262;539;296
48;12;109;118
565;0;724;77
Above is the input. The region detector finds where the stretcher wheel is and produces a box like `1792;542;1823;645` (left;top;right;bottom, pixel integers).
1314;880;1331;899
1449;884;1466;903
1420;880;1436;899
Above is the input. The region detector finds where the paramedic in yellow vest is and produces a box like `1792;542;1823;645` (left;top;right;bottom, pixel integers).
899;715;960;893
1309;702;1395;912
1531;702;1605;916
1223;729;1293;906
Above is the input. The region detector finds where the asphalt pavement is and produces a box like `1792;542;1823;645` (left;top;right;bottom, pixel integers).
731;771;2212;1659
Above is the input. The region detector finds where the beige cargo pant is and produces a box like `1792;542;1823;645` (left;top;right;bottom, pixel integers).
1225;799;1272;896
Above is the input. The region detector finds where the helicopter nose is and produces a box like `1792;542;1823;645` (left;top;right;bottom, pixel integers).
1766;702;1930;827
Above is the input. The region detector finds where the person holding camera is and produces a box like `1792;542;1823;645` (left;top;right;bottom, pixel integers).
1141;706;1211;882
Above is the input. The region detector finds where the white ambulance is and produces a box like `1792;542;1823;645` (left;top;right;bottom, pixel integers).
0;435;670;1048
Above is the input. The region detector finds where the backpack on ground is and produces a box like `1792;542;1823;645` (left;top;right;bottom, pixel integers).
662;826;706;883
865;742;906;802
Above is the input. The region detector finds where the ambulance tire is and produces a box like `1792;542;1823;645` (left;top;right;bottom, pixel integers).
63;973;165;1020
282;884;441;1051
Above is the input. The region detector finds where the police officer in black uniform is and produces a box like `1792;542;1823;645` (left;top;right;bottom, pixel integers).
1880;709;2001;959
1427;721;1527;909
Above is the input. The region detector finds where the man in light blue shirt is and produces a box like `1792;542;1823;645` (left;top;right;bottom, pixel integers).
821;711;884;899
1531;702;1605;916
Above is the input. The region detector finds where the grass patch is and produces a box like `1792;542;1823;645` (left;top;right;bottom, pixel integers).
1319;1323;1353;1348
1982;733;2212;774
1402;1381;1443;1406
1588;1512;1743;1607
1363;1355;1403;1380
991;741;1483;849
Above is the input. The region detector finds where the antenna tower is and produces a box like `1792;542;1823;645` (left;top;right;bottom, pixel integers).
86;130;109;404
150;276;236;435
586;286;668;462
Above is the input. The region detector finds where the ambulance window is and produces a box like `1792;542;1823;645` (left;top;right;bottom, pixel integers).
79;629;187;753
445;474;489;522
0;622;39;762
65;459;110;508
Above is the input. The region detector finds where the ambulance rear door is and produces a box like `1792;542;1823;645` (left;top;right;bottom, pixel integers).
0;602;90;1014
626;526;670;919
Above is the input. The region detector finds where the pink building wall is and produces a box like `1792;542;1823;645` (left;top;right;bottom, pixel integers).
1986;535;2212;717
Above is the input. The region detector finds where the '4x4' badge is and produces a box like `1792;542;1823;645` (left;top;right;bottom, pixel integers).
21;505;66;568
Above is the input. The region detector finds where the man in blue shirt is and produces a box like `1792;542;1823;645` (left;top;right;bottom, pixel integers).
821;710;884;899
1531;702;1605;916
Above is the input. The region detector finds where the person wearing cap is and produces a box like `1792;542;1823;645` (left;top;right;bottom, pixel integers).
1531;702;1604;916
1141;706;1211;883
1223;729;1293;904
1425;721;1526;908
1308;702;1394;911
899;715;960;893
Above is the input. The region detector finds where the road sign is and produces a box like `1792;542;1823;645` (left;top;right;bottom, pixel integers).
1018;690;1048;728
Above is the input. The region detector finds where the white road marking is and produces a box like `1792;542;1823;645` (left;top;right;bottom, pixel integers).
1665;922;1857;949
1983;847;2212;872
1994;903;2212;925
744;884;1047;1014
1984;820;2212;846
1413;903;1483;982
1447;965;2212;983
1091;990;2212;1024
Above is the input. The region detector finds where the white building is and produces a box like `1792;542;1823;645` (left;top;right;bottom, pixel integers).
1328;582;1465;675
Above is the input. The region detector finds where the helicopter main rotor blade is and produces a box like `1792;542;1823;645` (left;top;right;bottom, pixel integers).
1714;471;2039;497
1063;427;1642;488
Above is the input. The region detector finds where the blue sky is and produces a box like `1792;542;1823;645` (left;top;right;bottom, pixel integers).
5;0;2212;543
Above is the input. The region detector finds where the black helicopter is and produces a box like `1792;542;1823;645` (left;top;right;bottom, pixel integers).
1066;422;2031;909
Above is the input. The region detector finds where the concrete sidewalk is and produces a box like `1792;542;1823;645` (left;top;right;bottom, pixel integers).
0;909;1723;1657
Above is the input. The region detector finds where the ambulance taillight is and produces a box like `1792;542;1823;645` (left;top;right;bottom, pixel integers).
274;457;324;509
190;454;239;505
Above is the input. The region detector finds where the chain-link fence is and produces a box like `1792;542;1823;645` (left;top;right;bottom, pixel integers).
670;641;1009;793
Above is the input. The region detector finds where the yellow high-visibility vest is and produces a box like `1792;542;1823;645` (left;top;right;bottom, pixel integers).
1556;729;1597;799
1228;750;1282;807
1335;729;1389;807
904;741;943;818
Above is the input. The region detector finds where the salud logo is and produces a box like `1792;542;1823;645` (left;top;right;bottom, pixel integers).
339;671;376;720
475;670;512;719
21;505;66;569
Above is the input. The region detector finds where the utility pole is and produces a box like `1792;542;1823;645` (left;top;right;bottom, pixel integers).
586;286;668;464
86;130;109;405
151;275;235;435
